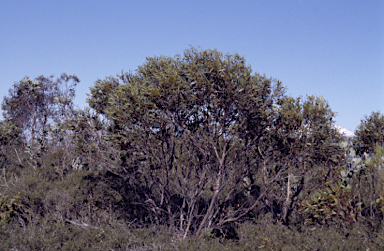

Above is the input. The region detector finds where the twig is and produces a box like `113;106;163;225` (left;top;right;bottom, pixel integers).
14;149;23;166
65;219;98;229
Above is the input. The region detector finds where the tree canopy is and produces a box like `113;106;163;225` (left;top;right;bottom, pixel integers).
87;47;343;235
353;111;384;155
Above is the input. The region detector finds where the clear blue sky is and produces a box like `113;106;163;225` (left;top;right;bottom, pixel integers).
1;0;383;133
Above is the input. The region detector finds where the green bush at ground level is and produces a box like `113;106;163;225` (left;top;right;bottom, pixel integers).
1;216;384;250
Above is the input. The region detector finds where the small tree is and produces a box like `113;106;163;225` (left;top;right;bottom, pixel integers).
370;146;384;219
354;111;384;156
352;111;384;219
2;73;79;168
87;48;287;236
87;47;342;237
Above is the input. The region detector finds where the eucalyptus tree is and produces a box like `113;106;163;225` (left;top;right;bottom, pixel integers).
353;111;384;156
345;112;384;220
87;47;343;237
2;73;79;168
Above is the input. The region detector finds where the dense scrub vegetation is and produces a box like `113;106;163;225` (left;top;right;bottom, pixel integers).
1;47;383;250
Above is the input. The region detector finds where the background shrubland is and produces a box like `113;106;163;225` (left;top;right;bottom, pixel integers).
1;47;383;250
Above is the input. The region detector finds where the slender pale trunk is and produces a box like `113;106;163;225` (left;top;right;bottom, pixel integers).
194;143;226;238
282;174;291;223
194;170;221;238
180;197;185;232
258;146;268;186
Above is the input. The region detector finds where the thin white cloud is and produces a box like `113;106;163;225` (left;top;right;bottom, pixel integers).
334;125;355;137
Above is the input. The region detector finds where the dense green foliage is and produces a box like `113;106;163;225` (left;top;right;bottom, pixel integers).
354;111;384;155
0;47;383;249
